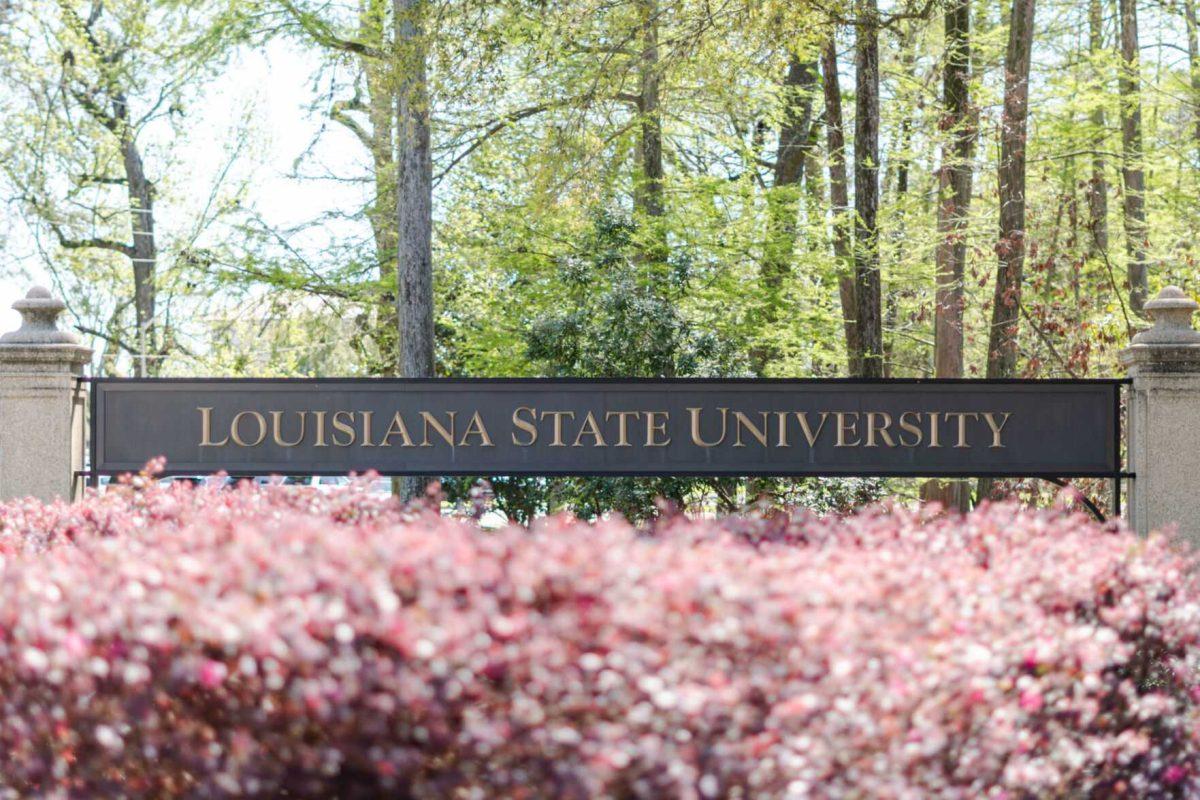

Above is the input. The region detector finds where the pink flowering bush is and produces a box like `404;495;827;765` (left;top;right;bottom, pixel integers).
0;473;1197;798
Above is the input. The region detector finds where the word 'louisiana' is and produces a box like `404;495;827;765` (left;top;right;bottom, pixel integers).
198;406;1012;450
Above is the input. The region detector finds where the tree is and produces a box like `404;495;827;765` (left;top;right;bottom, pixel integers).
821;36;861;376
1185;0;1200;153
927;0;973;510
393;0;435;498
1086;0;1109;257
755;52;819;375
986;0;1036;381
853;0;883;377
0;0;244;376
395;0;435;385
1118;0;1149;315
934;0;972;382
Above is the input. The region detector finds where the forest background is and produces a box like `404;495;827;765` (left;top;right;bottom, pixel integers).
0;0;1190;519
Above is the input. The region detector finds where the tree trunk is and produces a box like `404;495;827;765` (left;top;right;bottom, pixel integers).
986;0;1035;381
1086;0;1109;257
768;53;816;272
934;0;972;382
636;0;664;220
979;0;1035;504
927;0;973;511
117;112;157;377
396;0;435;500
755;55;817;374
1118;0;1149;315
633;0;668;273
364;0;398;374
821;38;861;376
1186;0;1200;153
853;0;883;378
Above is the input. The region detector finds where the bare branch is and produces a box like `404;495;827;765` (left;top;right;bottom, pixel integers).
435;100;585;181
330;99;374;150
277;0;388;59
45;218;133;257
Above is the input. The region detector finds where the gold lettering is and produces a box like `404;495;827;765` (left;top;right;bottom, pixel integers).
732;411;769;447
512;406;538;446
928;412;941;448
270;411;305;447
687;407;726;447
313;411;328;447
460;411;494;447
380;412;415;447
795;412;829;446
420;411;457;447
775;411;790;447
231;411;267;447
198;407;228;447
605;411;642;447
572;411;607;447
898;411;923;447
944;411;979;448
982;412;1011;448
331;411;356;447
360;410;376;447
645;411;671;447
834;412;860;447
540;410;575;447
865;412;895;447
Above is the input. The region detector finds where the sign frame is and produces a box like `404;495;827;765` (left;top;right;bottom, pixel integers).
86;376;1128;481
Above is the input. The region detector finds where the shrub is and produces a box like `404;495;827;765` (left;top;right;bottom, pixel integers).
0;473;1197;798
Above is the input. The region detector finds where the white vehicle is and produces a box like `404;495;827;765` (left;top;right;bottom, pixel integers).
246;476;352;492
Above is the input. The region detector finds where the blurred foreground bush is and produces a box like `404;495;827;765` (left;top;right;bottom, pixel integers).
0;474;1197;798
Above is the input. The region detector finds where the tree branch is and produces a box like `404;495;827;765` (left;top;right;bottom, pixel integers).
436;100;579;181
277;0;388;59
330;99;374;150
76;323;139;356
46;219;134;257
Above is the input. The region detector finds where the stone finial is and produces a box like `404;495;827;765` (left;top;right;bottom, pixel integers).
0;286;82;345
1131;286;1200;345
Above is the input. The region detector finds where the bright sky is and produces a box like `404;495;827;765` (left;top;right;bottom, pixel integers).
0;37;366;338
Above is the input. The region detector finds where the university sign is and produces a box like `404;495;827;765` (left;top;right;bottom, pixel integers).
8;284;1200;542
91;378;1122;479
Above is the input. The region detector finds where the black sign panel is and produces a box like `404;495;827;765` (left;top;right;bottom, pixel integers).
91;379;1121;478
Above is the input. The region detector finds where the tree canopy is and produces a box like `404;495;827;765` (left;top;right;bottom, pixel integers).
2;0;1194;515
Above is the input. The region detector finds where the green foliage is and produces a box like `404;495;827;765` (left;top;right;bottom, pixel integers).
524;210;735;378
5;0;1200;515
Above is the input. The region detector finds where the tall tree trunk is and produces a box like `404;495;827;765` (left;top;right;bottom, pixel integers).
1118;0;1149;315
364;0;398;374
116;102;157;377
986;0;1035;381
755;55;817;375
821;38;861;375
980;0;1035;503
927;0;973;511
1086;0;1109;257
635;0;664;225
1186;0;1200;153
395;0;435;500
934;0;972;382
853;0;883;378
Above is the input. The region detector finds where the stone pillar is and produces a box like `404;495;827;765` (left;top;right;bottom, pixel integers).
1119;286;1200;543
0;287;92;503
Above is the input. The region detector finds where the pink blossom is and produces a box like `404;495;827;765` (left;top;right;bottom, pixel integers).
1019;689;1044;712
197;659;227;689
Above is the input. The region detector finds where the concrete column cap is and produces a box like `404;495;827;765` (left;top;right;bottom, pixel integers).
0;286;83;346
1131;286;1200;345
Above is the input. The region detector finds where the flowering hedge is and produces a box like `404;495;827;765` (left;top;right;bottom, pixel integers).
0;474;1197;798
